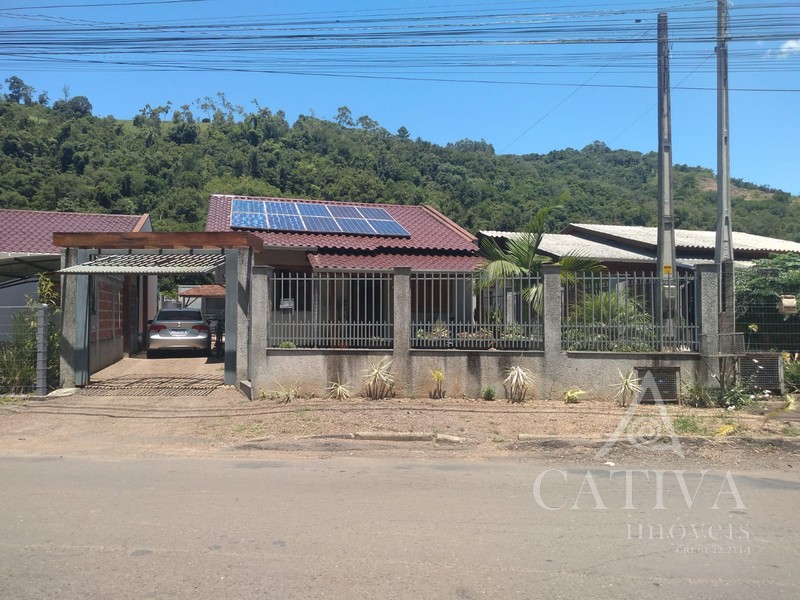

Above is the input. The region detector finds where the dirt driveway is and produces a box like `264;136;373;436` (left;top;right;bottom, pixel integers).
1;355;800;468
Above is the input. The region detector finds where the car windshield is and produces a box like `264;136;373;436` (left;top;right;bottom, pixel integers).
156;309;203;321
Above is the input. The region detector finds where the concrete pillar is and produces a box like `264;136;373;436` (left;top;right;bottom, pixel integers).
542;265;562;356
236;248;252;385
250;265;273;383
59;248;91;388
697;263;721;386
392;267;412;393
697;264;719;356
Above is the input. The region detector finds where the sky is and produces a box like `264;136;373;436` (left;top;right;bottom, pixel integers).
0;0;798;194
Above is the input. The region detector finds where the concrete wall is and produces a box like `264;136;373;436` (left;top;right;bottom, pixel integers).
254;348;703;400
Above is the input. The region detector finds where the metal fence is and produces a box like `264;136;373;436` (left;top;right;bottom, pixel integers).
737;303;800;353
268;271;393;348
562;272;698;352
411;272;543;350
0;304;49;395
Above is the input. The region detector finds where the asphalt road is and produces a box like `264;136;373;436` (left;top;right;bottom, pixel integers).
1;455;798;600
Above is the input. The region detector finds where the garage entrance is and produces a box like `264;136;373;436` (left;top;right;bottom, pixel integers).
55;231;262;389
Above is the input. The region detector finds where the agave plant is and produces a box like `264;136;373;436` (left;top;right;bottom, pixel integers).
363;355;395;400
503;365;535;403
430;368;446;399
615;368;643;407
325;374;352;401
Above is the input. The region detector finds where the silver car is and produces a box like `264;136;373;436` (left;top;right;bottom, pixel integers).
147;308;211;358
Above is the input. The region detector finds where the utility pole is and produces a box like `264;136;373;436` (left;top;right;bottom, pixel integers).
656;12;677;350
715;0;735;345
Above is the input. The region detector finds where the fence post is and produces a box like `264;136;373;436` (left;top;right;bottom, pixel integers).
36;304;48;397
393;267;412;393
250;265;272;381
542;265;562;355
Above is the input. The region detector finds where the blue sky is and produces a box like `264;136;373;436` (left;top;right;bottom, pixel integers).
1;0;798;194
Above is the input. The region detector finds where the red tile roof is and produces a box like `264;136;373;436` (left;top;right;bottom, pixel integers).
206;195;477;253
308;252;484;272
0;209;149;254
179;284;226;298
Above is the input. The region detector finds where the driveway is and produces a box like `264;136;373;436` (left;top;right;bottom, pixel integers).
84;352;225;392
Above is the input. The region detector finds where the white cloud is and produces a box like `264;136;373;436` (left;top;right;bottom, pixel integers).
770;39;800;59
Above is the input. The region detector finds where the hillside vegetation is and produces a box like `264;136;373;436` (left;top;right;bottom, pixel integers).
1;87;798;240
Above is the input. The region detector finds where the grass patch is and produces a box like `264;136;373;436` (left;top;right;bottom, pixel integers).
782;425;800;437
0;396;19;405
673;415;707;435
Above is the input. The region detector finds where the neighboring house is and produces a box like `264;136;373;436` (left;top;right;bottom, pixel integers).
0;208;157;372
478;224;800;273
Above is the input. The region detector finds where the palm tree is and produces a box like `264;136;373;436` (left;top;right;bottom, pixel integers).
476;206;604;311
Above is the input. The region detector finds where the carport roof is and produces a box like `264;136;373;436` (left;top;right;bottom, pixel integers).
59;252;227;275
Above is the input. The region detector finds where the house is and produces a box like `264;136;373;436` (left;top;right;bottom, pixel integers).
0;208;157;373
478;224;800;273
56;197;748;401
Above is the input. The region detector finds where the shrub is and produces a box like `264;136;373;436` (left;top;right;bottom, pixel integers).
482;386;497;401
363;355;395;399
503;366;534;403
430;368;445;399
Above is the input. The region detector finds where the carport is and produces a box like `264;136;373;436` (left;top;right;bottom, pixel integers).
55;232;263;388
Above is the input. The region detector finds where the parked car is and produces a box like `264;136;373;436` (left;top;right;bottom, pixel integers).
147;307;211;358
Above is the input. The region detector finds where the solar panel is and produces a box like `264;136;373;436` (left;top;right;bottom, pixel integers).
337;218;376;235
229;199;410;237
297;203;331;217
328;205;362;219
266;201;298;215
304;216;340;233
369;219;409;236
358;207;392;220
268;213;305;231
232;199;265;213
231;212;267;230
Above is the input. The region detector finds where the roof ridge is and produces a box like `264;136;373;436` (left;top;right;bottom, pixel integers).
420;205;476;243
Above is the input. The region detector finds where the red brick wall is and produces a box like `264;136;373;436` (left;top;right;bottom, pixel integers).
93;278;123;342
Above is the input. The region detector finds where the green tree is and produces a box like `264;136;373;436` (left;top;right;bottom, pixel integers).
477;206;604;309
5;76;35;105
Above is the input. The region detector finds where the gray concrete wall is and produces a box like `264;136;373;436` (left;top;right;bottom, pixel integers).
252;348;704;401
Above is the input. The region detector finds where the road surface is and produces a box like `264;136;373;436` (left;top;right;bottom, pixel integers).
1;455;798;599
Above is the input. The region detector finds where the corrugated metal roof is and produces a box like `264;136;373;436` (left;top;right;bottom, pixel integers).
564;223;800;253
0;209;150;254
59;253;226;275
206;195;478;253
479;231;657;262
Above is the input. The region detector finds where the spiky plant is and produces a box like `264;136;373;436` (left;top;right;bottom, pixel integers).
563;388;587;404
615;368;643;407
430;368;446;399
363;355;395;400
503;365;535;403
273;381;300;404
325;374;352;401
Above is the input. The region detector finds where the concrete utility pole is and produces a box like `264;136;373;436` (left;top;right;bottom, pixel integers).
656;12;677;350
715;0;735;342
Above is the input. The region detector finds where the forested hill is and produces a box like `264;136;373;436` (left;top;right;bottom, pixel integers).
1;90;798;241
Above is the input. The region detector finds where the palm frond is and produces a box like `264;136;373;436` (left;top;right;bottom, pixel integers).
558;253;605;283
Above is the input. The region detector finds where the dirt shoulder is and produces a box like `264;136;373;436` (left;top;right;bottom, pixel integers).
2;385;799;470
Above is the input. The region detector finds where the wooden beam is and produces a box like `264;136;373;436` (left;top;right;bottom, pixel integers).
53;231;264;251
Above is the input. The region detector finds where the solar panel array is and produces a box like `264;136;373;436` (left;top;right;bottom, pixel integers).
229;199;411;237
